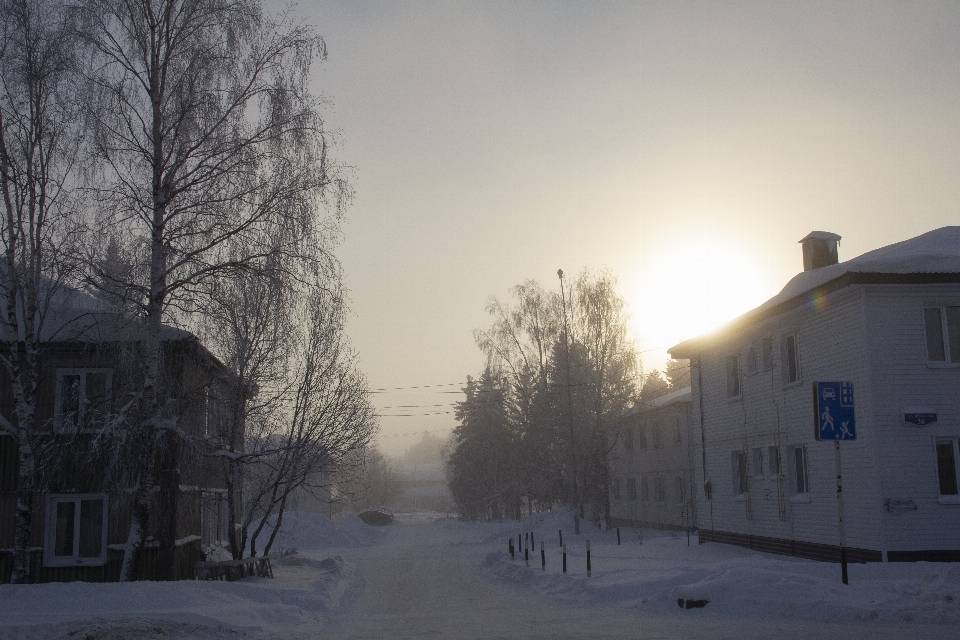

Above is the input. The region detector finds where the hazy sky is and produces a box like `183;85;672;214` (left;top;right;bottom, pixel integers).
289;1;960;455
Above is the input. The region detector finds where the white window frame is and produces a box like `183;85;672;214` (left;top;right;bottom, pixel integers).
637;423;647;450
935;438;960;504
653;477;666;504
673;417;683;447
623;426;634;453
745;345;758;375
762;336;775;370
752;448;764;479
640;476;649;503
766;445;781;480
781;335;800;386
626;477;637;502
54;368;112;432
652;421;664;449
726;355;742;398
44;493;108;567
611;477;621;501
201;490;229;548
791;445;810;500
731;451;747;497
675;476;685;504
924;306;960;365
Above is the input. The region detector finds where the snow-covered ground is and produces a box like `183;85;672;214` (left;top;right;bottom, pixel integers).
2;510;958;639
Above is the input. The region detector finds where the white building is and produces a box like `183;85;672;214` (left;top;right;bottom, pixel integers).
669;228;960;562
608;386;695;532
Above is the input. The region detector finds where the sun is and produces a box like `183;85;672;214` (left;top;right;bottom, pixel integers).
625;231;779;368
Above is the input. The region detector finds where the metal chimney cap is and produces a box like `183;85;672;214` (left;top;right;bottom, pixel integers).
799;231;842;244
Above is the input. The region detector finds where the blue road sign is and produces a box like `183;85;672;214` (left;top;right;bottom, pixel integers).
814;381;856;440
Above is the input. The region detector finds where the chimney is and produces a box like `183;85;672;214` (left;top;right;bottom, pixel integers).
799;231;841;271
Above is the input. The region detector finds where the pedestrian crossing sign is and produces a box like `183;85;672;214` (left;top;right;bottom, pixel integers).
814;381;856;441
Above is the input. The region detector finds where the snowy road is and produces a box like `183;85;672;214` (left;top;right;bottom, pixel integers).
317;514;955;640
2;511;958;639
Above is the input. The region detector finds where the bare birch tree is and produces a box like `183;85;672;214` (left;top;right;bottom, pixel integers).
77;0;349;579
0;0;83;583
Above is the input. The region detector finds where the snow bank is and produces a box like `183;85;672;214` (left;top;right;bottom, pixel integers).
483;518;960;625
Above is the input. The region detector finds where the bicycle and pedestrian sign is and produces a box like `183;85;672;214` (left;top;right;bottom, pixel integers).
813;381;856;441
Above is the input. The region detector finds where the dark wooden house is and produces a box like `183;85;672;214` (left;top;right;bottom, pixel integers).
0;289;238;582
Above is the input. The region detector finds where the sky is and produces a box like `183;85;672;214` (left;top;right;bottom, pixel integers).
282;1;960;456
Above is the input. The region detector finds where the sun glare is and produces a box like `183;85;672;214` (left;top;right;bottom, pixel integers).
626;231;779;368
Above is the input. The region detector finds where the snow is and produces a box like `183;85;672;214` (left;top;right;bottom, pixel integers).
761;226;960;313
2;509;958;639
672;226;960;356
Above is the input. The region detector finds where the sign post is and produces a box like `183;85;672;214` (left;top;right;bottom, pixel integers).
814;381;856;585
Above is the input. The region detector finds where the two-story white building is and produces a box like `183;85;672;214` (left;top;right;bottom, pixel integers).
670;227;960;562
608;386;694;532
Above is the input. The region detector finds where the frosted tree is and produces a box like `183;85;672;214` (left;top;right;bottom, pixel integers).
0;0;84;584
78;0;348;579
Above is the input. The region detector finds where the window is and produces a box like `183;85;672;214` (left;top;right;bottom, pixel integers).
935;439;959;497
654;477;665;504
781;335;800;384
762;337;774;370
652;422;664;449
623;427;634;453
626;478;637;501
924;307;960;363
675;476;685;504
201;491;229;548
44;494;107;566
205;389;230;440
752;448;764;479
673;417;683;447
638;423;647;450
55;369;112;432
611;477;621;501
726;355;741;397
731;451;747;496
767;446;781;478
793;446;809;494
745;346;758;375
640;477;649;503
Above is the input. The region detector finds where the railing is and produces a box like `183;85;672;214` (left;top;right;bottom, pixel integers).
195;555;273;581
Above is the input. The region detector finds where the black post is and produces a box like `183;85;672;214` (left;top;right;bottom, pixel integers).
518;534;522;551
841;548;849;585
525;547;529;566
586;540;591;576
540;542;545;570
562;544;567;573
559;529;563;547
616;527;620;545
509;538;514;558
531;531;535;547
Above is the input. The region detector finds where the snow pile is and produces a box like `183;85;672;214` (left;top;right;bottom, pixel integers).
484;521;960;625
256;511;387;552
0;554;352;639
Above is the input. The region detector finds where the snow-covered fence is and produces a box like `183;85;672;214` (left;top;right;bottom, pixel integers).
195;556;274;581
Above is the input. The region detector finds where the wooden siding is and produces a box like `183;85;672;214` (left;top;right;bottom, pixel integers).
688;281;960;559
609;399;695;531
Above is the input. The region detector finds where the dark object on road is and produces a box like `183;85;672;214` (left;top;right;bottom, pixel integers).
677;598;709;609
358;509;394;526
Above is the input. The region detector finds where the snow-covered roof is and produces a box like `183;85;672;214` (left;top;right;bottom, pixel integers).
624;385;692;417
670;226;960;357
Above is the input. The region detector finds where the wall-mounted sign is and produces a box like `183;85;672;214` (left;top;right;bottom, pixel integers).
901;407;937;426
814;381;856;440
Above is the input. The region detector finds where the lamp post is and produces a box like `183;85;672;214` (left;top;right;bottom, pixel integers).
558;269;580;535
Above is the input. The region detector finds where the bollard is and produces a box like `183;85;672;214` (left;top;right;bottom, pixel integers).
519;533;522;551
509;538;514;558
617;527;621;545
541;541;545;570
586;540;591;576
841;548;849;585
562;543;567;573
559;529;563;547
525;547;529;567
531;530;535;547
